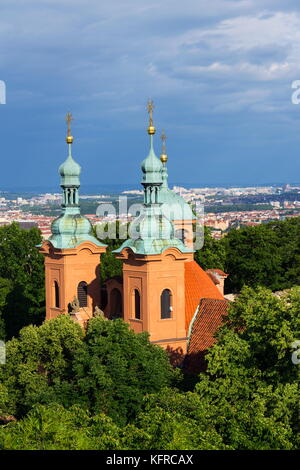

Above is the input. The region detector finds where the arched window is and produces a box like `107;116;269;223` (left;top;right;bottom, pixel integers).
161;289;172;319
133;289;141;319
77;281;88;308
54;281;60;308
110;288;123;318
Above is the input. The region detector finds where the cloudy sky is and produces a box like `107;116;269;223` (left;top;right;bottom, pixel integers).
1;0;300;188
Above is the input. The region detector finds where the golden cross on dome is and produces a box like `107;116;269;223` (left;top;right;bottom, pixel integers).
161;129;167;154
66;112;73;137
147;100;154;127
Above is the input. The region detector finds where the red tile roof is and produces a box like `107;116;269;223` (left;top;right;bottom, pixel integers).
185;298;229;373
184;261;223;331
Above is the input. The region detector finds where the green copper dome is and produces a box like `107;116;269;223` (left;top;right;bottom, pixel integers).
160;190;194;221
59;154;81;177
48;213;105;249
115;235;189;256
130;206;173;240
59;148;81;186
114;206;190;255
160;159;194;221
141;136;163;185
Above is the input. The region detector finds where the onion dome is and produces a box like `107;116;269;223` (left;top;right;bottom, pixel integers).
117;206;189;255
161;191;194;221
48;213;104;249
130;206;174;240
59;152;81;186
141;140;163;185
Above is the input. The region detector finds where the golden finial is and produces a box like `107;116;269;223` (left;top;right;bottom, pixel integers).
66;112;74;144
160;129;168;163
147;99;156;135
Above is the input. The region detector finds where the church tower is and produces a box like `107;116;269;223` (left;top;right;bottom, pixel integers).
114;102;193;353
39;114;106;323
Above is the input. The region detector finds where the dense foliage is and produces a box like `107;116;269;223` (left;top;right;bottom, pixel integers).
223;217;300;292
195;217;300;293
0;223;45;340
0;315;172;427
195;226;226;271
0;287;299;450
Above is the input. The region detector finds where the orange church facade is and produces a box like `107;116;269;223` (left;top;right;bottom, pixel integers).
40;240;106;321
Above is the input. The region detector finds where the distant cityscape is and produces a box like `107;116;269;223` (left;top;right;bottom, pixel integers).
0;183;299;241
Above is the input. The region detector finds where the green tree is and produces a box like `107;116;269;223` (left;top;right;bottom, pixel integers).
100;250;123;281
0;315;173;428
223;217;300;293
0;223;45;338
194;226;226;271
0;315;84;418
1;280;299;450
0;278;11;340
128;388;228;450
126;287;300;450
194;286;300;449
0;403;124;450
272;217;300;288
72;317;173;425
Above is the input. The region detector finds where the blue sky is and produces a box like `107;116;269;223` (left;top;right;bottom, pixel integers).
1;0;300;189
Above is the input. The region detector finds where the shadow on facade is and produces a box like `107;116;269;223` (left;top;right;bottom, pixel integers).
165;345;185;367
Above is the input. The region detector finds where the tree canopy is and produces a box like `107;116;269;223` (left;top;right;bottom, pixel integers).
224;217;300;292
0;223;45;340
0;287;299;450
195;217;300;294
0;315;173;427
194;226;226;271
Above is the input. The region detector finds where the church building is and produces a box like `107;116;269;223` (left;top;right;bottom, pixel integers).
39;105;229;367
